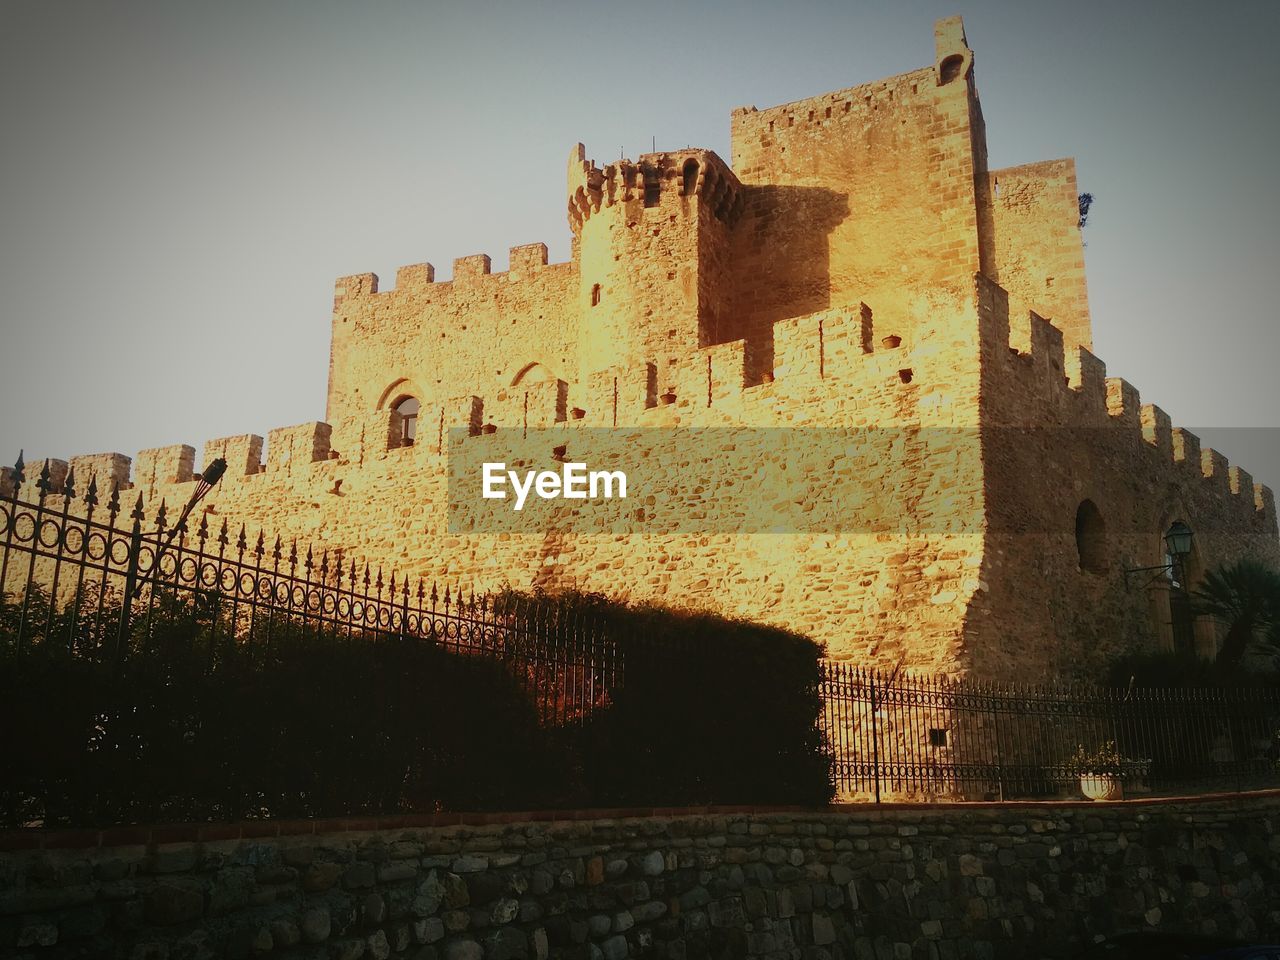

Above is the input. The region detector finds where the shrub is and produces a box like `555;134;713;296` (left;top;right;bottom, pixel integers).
504;591;834;807
0;602;567;827
0;587;833;827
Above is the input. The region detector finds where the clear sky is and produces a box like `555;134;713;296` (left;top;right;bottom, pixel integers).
1;0;1277;490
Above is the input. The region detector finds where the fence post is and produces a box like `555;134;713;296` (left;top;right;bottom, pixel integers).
989;689;1005;802
115;505;144;667
869;671;881;804
1224;688;1243;795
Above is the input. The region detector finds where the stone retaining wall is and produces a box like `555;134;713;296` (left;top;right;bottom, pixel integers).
1;795;1278;960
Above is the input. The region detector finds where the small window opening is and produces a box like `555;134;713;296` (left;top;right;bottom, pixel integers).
929;729;948;748
643;173;660;207
682;158;698;197
1075;499;1107;574
591;283;602;306
393;396;419;447
898;368;913;384
940;54;965;84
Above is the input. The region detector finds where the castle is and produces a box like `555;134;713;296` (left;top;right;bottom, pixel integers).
7;18;1277;680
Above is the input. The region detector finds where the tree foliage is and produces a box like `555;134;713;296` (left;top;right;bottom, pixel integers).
1192;559;1280;670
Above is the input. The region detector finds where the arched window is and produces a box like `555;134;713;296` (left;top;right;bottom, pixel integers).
591;283;602;306
939;54;965;84
682;159;698;197
1075;500;1107;574
393;395;419;447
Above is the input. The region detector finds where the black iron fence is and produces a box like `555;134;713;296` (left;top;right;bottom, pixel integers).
3;455;1279;809
821;661;1280;801
0;457;620;727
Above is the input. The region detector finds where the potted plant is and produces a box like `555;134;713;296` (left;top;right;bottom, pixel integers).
1069;740;1126;801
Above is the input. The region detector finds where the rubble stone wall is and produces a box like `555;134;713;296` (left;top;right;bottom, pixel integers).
2;795;1277;959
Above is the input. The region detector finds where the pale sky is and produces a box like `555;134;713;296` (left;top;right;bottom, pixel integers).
1;0;1277;489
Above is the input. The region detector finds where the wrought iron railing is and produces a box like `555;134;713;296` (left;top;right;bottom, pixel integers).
4;454;1279;804
820;661;1280;800
0;457;620;727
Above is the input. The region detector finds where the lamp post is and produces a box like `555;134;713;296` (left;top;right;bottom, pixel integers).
130;457;227;598
1123;521;1195;589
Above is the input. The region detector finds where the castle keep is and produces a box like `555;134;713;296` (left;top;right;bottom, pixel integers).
9;18;1278;679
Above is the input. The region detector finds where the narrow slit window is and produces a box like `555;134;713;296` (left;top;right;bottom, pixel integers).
643;174;660;207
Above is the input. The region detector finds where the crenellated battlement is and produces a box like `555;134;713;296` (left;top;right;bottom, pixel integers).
977;274;1273;522
731;64;939;137
332;243;568;309
566;144;744;235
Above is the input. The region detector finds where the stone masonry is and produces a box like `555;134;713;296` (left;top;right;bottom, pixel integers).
7;17;1278;680
1;796;1278;959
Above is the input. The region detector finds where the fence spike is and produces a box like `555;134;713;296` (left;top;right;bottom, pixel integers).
106;481;120;515
272;535;282;563
131;491;145;521
217;518;229;547
62;466;76;501
13;450;24;487
430;581;439;609
305;544;314;572
36;459;51;495
84;473;99;508
288;539;298;568
155;498;168;531
237;524;248;553
197;512;209;542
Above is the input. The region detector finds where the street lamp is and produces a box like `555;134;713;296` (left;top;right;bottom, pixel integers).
131;457;227;597
1123;521;1195;589
1164;521;1193;560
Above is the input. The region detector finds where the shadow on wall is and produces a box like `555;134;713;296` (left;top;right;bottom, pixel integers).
724;185;849;381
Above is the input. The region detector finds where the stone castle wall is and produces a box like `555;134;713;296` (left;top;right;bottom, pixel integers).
969;276;1280;678
6;272;1276;680
2;283;990;675
985;160;1091;351
2;795;1278;959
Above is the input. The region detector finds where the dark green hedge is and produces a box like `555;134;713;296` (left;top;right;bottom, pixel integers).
505;591;833;808
0;589;831;828
0;594;568;828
